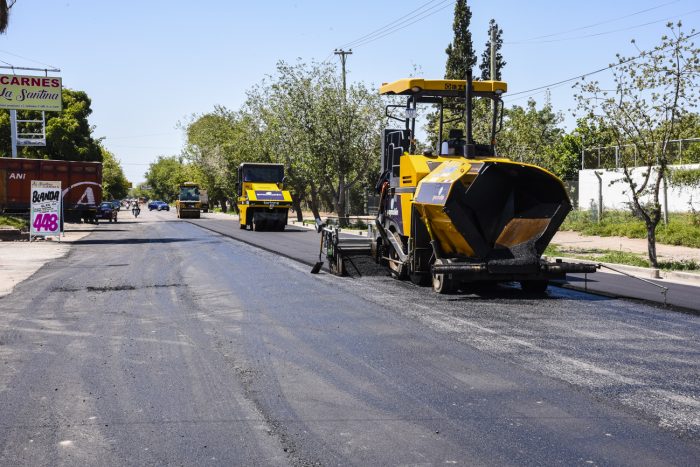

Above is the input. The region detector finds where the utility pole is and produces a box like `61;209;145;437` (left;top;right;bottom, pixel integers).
489;25;496;80
334;49;352;98
489;25;498;150
334;49;353;221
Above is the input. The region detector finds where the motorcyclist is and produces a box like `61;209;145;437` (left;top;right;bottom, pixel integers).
132;201;141;218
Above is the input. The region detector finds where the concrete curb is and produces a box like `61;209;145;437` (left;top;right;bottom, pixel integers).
545;255;700;286
0;228;29;241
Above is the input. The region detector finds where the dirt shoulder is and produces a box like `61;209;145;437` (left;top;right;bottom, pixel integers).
552;230;700;263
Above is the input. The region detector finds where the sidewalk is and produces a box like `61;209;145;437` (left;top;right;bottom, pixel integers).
0;224;95;298
552;230;700;263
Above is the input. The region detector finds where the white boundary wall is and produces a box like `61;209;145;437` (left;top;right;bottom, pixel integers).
578;164;700;212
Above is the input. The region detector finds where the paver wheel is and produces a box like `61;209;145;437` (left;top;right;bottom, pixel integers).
432;273;453;294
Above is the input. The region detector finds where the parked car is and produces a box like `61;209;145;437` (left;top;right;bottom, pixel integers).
97;202;118;223
148;200;170;211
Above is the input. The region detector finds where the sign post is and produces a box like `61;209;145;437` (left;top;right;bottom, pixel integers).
30;180;62;241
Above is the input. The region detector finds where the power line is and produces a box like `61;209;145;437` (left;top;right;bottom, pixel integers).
507;8;700;45
504;30;700;102
348;1;455;50
507;0;681;43
335;0;454;52
0;49;58;69
337;0;450;50
105;132;181;140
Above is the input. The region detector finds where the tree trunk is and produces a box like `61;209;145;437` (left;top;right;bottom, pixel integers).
291;194;303;222
646;222;658;268
335;180;348;227
309;183;322;220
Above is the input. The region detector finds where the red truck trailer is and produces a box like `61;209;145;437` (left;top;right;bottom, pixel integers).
0;157;102;223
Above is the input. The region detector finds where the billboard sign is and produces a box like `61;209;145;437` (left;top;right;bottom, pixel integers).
0;74;62;111
30;180;62;238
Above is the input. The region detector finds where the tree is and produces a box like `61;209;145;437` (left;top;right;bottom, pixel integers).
445;0;475;79
498;96;564;166
144;156;189;202
180;106;247;211
479;19;506;80
0;0;15;34
101;147;130;200
426;0;478;148
574;23;700;267
243;60;383;223
0;88;102;161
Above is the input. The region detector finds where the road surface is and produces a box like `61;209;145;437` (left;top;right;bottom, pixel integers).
0;210;698;465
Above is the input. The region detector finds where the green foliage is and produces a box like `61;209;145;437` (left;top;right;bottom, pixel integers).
668;168;700;189
130;182;152;200
573;24;700;266
594;250;650;267
498;97;564;165
542;134;582;181
546;243;699;271
562;210;700;248
445;0;475;79
180;106;246;206
144;156;189;202
0;214;27;230
101;148;130;200
242;60;383;218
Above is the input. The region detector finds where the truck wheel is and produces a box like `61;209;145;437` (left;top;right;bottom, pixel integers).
432;273;453;294
520;280;548;294
253;212;264;231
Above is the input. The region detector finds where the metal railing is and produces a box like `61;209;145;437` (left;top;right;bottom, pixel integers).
582;138;700;170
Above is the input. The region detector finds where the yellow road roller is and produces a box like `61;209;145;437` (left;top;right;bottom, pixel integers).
236;163;292;231
176;182;201;219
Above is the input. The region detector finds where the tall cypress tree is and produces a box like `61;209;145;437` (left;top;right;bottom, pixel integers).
444;0;476;79
479;19;506;80
426;0;477;149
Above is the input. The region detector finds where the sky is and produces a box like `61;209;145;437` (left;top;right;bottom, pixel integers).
1;0;699;184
